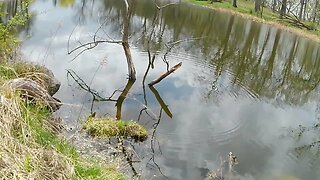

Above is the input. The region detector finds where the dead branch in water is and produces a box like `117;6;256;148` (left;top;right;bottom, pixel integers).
206;152;238;180
148;62;182;86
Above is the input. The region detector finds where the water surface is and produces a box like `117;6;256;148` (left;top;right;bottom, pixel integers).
16;0;320;179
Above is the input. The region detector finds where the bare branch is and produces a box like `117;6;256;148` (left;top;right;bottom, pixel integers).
148;62;182;86
68;40;122;55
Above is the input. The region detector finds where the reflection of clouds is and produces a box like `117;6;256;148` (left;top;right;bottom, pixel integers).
21;0;320;179
155;86;318;179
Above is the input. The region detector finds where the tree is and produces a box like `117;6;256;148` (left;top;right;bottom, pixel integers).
122;0;136;81
233;0;237;8
255;0;262;12
280;0;287;18
272;0;277;12
299;0;305;19
313;0;319;22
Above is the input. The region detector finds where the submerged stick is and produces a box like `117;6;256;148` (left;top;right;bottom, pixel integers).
148;62;182;86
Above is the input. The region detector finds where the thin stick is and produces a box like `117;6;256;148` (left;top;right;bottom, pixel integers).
148;62;182;86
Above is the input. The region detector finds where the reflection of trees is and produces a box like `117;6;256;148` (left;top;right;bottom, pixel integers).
287;117;320;168
115;80;135;120
66;69;136;120
57;0;76;8
100;0;320;105
65;0;320;176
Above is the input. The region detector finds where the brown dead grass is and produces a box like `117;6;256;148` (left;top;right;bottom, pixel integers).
0;92;75;179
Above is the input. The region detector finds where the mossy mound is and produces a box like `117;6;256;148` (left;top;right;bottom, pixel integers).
84;117;148;142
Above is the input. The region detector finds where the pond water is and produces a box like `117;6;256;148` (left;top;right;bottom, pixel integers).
15;0;320;179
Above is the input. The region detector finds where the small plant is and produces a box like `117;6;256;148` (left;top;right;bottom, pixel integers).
0;1;30;60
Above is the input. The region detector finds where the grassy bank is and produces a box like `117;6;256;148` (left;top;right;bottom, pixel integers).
0;63;126;179
185;0;320;42
0;1;128;179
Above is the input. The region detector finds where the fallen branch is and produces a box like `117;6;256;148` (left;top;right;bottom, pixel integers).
148;62;182;86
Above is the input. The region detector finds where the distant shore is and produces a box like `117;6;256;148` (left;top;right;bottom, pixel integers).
185;0;320;43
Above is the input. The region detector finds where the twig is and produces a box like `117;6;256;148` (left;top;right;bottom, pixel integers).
68;40;122;55
148;62;182;86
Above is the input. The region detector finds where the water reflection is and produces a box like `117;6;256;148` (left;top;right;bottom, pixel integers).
116;80;135;119
94;0;320;107
20;0;320;179
53;0;76;8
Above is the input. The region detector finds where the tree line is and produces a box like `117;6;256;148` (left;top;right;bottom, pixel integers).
199;0;320;30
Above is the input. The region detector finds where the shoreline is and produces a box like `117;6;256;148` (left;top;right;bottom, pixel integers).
185;0;320;43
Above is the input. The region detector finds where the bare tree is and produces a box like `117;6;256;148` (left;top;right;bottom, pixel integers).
122;0;136;80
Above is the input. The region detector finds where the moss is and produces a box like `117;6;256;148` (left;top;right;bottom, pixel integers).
84;117;148;142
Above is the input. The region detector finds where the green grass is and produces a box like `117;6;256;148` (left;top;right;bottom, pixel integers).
0;2;127;178
0;62;49;80
0;1;30;60
23;100;126;179
186;0;320;40
186;0;282;20
0;64;127;179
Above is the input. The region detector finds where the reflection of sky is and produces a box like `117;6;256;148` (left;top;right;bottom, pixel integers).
21;0;320;179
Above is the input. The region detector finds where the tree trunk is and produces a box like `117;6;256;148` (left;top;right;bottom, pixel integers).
303;0;308;20
233;0;237;7
299;0;304;20
313;0;319;23
272;0;277;12
280;0;287;18
255;0;262;12
122;0;136;81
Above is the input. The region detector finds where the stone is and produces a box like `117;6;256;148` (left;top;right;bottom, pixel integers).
2;78;61;111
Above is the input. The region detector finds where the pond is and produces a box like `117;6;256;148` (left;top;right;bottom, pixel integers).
15;0;320;179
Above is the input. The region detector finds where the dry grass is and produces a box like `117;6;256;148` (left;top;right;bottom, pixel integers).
0;92;74;179
0;62;58;94
0;70;126;179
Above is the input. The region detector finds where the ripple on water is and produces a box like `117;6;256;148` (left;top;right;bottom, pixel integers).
156;51;261;144
167;51;260;99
